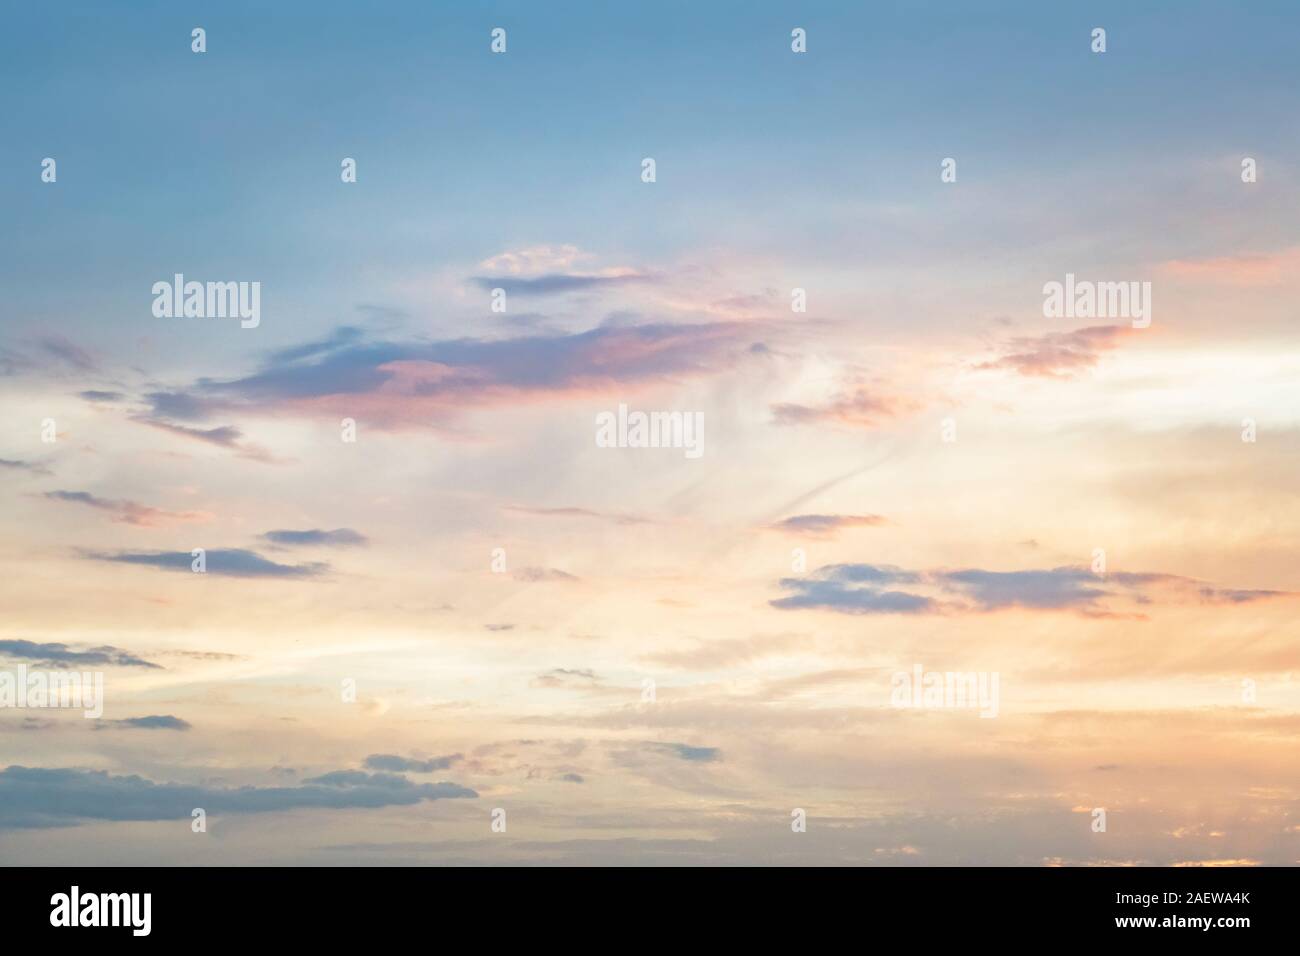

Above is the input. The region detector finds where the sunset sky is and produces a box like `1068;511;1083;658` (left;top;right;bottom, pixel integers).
2;0;1298;865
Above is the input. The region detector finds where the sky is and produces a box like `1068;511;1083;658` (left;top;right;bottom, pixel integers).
1;0;1299;865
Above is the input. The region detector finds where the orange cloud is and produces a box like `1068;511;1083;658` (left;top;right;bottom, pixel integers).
1158;247;1300;286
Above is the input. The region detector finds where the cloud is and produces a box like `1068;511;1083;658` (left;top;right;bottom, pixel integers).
95;715;191;731
85;549;328;579
266;325;365;365
504;505;650;526
533;668;600;688
559;772;585;783
1158;247;1300;286
131;416;281;463
260;528;368;548
644;634;801;670
0;766;476;830
471;245;655;294
78;390;125;403
0;639;159;669
36;334;97;372
938;567;1110;611
770;514;886;537
471;271;653;295
142;322;749;429
771;564;937;614
0;458;51;476
140;393;217;422
771;388;910;428
134;417;243;446
478;244;590;275
363;753;462;773
43;489;210;527
513;567;579;583
648;742;721;762
975;325;1131;378
1107;572;1286;606
772;563;1293;617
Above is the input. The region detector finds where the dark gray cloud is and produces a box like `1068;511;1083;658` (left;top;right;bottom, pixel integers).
0;639;159;669
140;322;747;425
131;417;280;464
773;563;1291;616
939;567;1108;610
140;392;217;422
0;766;477;830
266;325;364;365
45;490;108;508
43;489;206;526
85;548;327;579
470;272;653;295
133;416;243;447
363;753;462;773
261;528;368;548
0;458;51;476
78;390;125;403
95;715;191;731
650;742;721;762
771;564;936;614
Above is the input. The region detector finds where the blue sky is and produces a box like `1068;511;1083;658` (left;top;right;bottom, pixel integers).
4;0;1298;362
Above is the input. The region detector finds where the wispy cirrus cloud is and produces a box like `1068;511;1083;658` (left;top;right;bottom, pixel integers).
130;416;282;464
35;334;97;372
85;548;328;579
504;504;651;526
0;335;100;378
42;489;210;527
